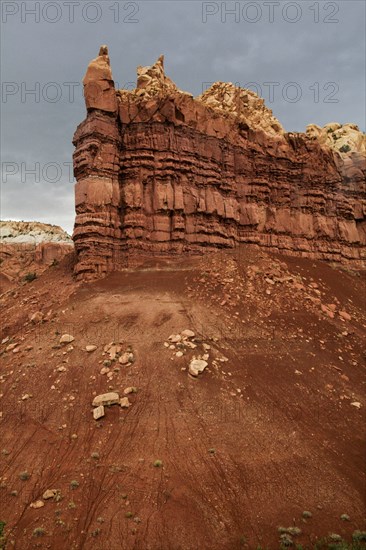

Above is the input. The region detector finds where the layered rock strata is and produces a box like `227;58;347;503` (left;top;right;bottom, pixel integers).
73;47;366;279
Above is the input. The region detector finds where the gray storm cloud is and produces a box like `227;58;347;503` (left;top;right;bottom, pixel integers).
1;0;365;233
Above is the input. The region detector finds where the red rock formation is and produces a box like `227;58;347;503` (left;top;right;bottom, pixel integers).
73;47;366;279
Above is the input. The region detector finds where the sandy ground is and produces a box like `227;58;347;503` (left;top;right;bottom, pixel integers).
0;247;365;549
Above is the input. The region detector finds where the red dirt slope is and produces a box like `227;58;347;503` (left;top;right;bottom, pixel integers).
0;247;365;549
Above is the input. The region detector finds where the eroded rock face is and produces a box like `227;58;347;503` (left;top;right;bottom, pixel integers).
73;47;366;279
1;221;72;243
306;122;366;155
0;222;74;292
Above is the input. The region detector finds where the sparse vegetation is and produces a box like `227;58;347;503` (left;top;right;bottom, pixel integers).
53;490;62;502
125;512;133;518
153;459;163;468
280;533;293;547
329;534;343;542
70;480;79;490
339;144;351;153
91;452;100;459
0;521;6;549
313;536;366;549
96;517;104;524
68;501;76;509
24;272;37;283
340;514;350;521
278;527;301;536
19;471;30;481
288;527;301;536
208;448;216;454
302;510;312;518
353;531;366;542
33;527;46;537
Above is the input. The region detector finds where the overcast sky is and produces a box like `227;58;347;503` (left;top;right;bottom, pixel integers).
1;0;365;234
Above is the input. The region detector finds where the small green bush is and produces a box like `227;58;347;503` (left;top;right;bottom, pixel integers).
280;533;293;547
0;522;5;538
329;534;342;542
70;480;79;490
19;471;30;481
24;272;37;283
153;459;163;468
353;531;366;542
339;144;351;153
33;527;45;537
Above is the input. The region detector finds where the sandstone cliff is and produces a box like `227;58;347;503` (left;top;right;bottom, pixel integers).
0;221;73;292
0;221;72;243
73;47;366;279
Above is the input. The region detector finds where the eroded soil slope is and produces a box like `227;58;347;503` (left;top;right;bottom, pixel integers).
0;248;365;549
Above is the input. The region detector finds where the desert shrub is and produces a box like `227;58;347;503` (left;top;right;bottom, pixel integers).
353;531;366;542
339;144;351;153
24;272;37;282
33;527;45;537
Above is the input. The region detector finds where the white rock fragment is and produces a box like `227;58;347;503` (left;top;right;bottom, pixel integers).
59;334;74;344
119;352;134;365
93;405;105;420
181;329;195;339
92;392;120;407
189;359;208;377
43;489;59;500
168;334;181;343
185;341;197;349
30;500;44;509
86;345;97;352
123;387;137;395
120;397;131;408
30;311;43;323
105;344;121;360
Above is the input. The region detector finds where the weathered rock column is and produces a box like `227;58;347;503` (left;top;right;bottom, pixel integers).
72;46;124;279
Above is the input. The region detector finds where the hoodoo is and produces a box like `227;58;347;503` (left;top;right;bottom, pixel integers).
73;46;366;280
